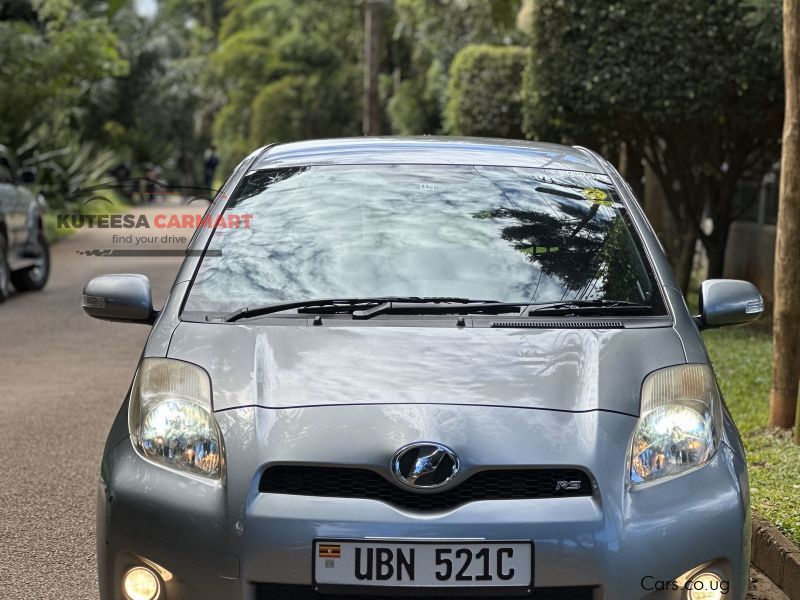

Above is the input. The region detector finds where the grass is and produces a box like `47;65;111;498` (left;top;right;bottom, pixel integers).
43;192;130;243
703;322;800;546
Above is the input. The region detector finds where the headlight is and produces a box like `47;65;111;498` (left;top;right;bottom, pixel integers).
129;358;223;479
629;364;722;485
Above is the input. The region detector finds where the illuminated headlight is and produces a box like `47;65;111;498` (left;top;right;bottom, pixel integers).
129;358;223;479
629;364;722;484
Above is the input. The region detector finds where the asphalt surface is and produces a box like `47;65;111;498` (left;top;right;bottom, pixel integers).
0;203;790;599
0;204;193;599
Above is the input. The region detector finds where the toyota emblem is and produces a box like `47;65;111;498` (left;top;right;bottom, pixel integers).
391;442;460;490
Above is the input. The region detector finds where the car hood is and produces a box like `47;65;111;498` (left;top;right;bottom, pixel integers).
165;322;686;416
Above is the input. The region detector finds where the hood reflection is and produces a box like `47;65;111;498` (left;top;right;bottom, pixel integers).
167;323;686;416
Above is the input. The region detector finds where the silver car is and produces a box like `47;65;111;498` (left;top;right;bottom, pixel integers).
0;145;50;301
85;138;762;600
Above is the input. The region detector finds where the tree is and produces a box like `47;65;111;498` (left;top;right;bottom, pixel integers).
86;4;214;171
0;1;127;152
524;0;783;293
1;0;226;203
771;0;800;437
388;0;521;134
207;0;363;173
0;0;128;206
161;0;227;36
445;45;526;138
363;0;386;135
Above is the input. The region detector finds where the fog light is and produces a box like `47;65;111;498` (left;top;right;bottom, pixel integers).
123;566;160;600
686;572;724;600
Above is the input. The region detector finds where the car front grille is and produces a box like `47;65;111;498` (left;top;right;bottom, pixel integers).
258;466;592;512
254;583;596;600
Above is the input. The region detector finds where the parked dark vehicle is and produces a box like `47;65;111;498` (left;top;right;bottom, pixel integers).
0;145;50;301
85;138;762;600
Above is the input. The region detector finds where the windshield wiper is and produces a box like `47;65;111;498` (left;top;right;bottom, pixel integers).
342;298;525;319
223;297;650;322
223;297;519;322
224;297;390;321
527;299;651;315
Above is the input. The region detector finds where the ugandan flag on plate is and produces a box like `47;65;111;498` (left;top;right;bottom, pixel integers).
318;544;341;559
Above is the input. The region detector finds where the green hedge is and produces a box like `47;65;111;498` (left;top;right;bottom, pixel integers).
247;67;362;150
521;0;783;143
444;45;527;138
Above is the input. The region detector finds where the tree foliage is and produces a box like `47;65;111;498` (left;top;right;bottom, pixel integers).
208;0;363;172
0;0;127;152
0;0;788;257
0;0;128;205
388;0;522;134
524;0;784;288
85;3;215;171
445;44;526;138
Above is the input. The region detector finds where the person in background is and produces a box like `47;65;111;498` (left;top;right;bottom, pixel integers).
109;162;132;201
177;149;196;195
203;145;219;191
144;164;165;203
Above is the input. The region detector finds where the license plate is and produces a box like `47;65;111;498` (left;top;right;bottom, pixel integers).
313;539;532;592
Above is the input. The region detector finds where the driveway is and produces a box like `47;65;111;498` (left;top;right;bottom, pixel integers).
0;203;194;599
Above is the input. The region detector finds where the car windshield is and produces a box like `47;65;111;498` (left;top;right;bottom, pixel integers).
183;164;665;316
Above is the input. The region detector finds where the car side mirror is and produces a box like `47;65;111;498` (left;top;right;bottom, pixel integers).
20;166;36;184
82;274;156;324
696;279;763;329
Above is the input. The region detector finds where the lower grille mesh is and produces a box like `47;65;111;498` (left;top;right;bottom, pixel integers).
259;466;592;512
254;583;596;600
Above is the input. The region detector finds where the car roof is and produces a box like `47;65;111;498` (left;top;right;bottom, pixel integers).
252;137;605;174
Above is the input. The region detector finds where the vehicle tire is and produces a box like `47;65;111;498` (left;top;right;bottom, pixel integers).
11;228;50;291
0;232;10;303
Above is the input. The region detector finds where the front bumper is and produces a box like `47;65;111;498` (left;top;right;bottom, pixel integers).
98;405;749;600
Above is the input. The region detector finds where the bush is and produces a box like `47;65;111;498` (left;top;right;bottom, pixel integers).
388;0;523;135
522;0;783;289
209;0;363;172
522;0;782;144
387;77;440;136
247;67;361;149
445;45;527;138
249;76;307;147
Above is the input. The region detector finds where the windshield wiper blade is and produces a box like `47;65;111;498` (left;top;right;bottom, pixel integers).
223;297;650;322
223;298;389;321
345;298;523;319
223;297;498;322
527;299;650;315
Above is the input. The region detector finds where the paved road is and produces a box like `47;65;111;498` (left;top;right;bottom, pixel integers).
0;205;194;599
0;204;790;599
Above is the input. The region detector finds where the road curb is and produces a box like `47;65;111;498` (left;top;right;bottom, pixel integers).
752;513;800;599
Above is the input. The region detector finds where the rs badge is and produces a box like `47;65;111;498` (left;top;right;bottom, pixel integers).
555;480;582;491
